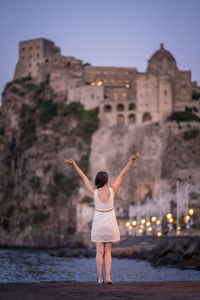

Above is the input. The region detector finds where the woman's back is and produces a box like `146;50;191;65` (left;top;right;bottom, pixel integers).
94;187;114;211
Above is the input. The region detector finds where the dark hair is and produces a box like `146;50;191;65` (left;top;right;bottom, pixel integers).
95;171;108;189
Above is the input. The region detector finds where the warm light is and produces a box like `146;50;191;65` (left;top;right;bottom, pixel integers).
169;218;173;223
129;225;133;230
125;83;130;88
146;221;151;227
90;81;96;86
126;222;130;227
184;215;190;223
140;224;144;229
177;230;181;235
148;227;152;232
157;232;162;237
132;220;137;226
97;80;103;86
167;213;172;219
188;209;194;216
151;216;156;222
178;226;181;230
141;219;146;225
156;220;161;226
138;229;143;234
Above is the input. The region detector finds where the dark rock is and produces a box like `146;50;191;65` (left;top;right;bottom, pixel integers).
183;242;198;260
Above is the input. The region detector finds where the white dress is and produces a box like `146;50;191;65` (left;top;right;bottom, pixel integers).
91;187;120;243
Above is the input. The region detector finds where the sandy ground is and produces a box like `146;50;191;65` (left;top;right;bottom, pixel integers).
0;281;200;300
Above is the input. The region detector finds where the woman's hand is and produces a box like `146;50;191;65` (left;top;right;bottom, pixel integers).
64;158;76;166
130;152;140;162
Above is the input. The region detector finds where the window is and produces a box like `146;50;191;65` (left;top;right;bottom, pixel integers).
164;90;167;96
145;83;149;89
29;46;32;50
37;53;40;58
29;55;32;59
129;103;136;110
22;47;25;51
114;92;118;100
142;113;152;123
37;62;40;67
91;93;94;100
37;45;40;49
117;104;124;111
45;59;49;63
128;114;136;124
117;114;125;125
104;104;112;112
122;92;127;98
29;63;32;68
21;56;24;60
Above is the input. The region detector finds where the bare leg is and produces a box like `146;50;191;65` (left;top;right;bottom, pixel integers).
104;242;113;283
96;242;105;283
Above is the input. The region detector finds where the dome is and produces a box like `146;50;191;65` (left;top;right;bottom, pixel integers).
147;44;177;76
149;43;176;63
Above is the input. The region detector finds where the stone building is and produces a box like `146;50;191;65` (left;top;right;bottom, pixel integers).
14;38;200;125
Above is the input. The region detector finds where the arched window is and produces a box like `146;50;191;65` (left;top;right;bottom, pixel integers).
129;103;136;110
117;103;124;111
104;104;112;112
128;114;136;124
117;114;125;125
143;113;152;123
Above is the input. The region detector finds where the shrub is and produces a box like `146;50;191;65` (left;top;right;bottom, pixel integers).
79;153;90;173
0;128;5;136
53;172;76;196
66;102;99;141
43;163;52;174
19;117;37;146
192;91;200;100
81;195;93;203
30;176;40;189
5;205;15;218
39;99;58;124
33;211;50;223
20;104;36;119
183;129;199;141
168;110;200;122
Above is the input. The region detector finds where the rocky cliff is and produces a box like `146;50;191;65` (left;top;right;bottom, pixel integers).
0;76;200;247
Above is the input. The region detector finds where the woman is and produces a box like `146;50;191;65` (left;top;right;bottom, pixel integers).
64;152;140;284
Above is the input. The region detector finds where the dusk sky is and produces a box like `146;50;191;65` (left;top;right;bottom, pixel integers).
0;0;200;100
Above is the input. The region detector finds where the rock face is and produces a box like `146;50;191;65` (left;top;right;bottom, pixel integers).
0;76;200;247
0;77;98;247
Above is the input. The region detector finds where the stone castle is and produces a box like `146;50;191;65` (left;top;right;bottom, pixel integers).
14;38;200;126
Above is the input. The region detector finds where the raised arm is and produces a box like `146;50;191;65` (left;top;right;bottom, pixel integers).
64;158;95;196
111;152;140;193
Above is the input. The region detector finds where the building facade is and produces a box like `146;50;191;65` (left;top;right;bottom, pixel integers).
14;38;200;126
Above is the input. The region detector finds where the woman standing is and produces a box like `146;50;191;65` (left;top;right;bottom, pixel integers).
64;152;140;284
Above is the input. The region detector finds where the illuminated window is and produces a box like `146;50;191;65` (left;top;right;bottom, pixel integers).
114;92;118;100
97;80;103;86
122;92;127;98
125;83;130;88
117;104;124;111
